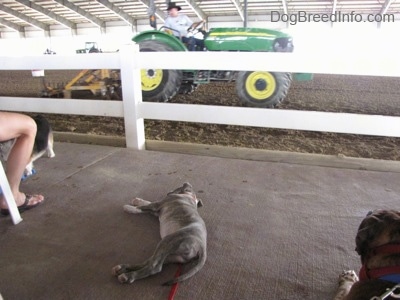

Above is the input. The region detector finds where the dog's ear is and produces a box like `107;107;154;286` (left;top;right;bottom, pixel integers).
355;213;384;258
182;182;193;193
355;227;374;257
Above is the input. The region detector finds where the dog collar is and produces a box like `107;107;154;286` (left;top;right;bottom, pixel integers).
360;265;400;281
359;243;400;282
371;243;400;256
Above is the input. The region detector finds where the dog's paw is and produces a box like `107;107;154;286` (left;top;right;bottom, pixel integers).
112;265;134;283
24;162;34;176
130;198;149;206
112;265;124;276
123;205;142;214
118;273;134;284
338;270;359;284
24;170;33;177
24;168;33;177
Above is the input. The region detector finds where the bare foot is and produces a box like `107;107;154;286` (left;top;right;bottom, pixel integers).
21;194;44;206
0;192;44;209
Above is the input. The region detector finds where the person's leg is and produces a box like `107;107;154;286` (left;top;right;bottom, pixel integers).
0;112;44;209
195;38;205;51
188;36;196;51
182;36;196;51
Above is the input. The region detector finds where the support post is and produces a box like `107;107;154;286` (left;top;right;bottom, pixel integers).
119;44;145;149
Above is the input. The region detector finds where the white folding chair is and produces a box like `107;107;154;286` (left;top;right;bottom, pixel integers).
0;161;22;224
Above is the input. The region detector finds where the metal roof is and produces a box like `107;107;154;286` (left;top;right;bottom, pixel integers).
0;0;399;34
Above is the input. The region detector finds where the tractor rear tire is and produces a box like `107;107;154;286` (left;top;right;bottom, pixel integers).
138;40;183;102
236;71;292;108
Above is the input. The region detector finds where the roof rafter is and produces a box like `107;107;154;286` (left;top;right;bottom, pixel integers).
379;0;394;14
0;17;24;33
332;0;337;14
138;0;166;22
95;0;135;26
14;0;76;29
0;3;49;31
52;0;104;28
281;0;288;14
183;0;207;20
230;0;244;21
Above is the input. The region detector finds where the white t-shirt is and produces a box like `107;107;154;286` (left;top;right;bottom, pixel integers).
164;14;193;38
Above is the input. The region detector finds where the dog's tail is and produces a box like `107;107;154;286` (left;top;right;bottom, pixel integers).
162;246;207;286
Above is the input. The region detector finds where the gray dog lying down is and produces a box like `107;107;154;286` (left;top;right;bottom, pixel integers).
112;182;207;285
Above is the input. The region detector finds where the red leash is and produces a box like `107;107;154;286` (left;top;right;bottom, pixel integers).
167;265;182;300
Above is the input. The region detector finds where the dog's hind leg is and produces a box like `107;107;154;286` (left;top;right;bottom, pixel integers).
46;134;55;158
24;150;46;176
114;258;165;284
112;232;188;284
112;262;146;277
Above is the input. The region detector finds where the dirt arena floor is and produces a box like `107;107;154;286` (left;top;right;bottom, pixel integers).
1;70;400;161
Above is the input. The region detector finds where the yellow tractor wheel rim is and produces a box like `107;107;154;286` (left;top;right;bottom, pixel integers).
245;72;276;100
141;69;163;91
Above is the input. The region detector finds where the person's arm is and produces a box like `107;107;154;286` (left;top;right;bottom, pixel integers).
164;17;171;28
163;18;175;35
184;15;193;28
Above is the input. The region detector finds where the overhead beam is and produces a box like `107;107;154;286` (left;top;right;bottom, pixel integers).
95;0;135;26
0;18;24;33
52;0;104;28
230;0;244;21
243;0;248;27
379;0;394;14
0;3;49;31
281;0;288;15
138;0;166;22
378;0;394;28
332;0;337;14
15;0;76;29
183;0;207;20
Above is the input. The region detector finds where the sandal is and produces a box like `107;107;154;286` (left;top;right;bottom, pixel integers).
0;194;44;216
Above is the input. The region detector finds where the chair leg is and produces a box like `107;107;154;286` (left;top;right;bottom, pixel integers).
0;161;22;224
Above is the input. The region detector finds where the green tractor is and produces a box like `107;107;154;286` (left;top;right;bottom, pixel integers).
133;23;310;108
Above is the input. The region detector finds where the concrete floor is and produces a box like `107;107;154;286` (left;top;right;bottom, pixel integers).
1;142;400;300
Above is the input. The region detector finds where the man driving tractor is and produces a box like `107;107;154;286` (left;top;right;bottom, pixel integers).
164;2;205;51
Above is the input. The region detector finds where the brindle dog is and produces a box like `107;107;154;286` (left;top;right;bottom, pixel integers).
112;182;207;285
333;210;400;300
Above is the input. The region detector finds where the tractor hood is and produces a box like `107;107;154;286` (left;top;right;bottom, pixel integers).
204;27;294;52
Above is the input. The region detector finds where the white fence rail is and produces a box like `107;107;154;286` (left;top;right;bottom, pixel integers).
1;44;400;150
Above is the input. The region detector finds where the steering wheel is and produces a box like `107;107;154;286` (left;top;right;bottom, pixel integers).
187;20;207;39
187;20;205;33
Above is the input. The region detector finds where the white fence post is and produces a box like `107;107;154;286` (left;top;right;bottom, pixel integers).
119;44;145;150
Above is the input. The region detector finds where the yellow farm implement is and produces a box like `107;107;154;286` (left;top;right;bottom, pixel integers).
41;69;121;100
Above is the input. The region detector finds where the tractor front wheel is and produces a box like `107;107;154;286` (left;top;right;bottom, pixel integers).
236;71;292;108
138;40;182;102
